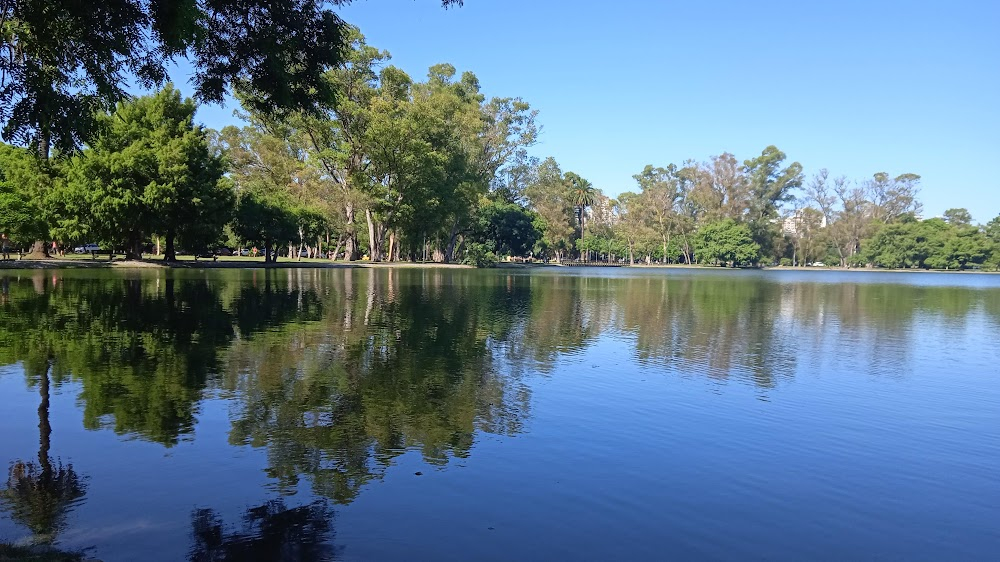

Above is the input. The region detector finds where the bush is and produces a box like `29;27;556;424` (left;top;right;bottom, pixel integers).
462;242;497;268
779;257;792;267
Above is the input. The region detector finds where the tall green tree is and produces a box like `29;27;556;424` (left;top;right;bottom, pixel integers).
525;157;575;262
693;218;760;267
743;145;803;261
0;144;49;247
470;199;541;259
943;208;973;227
565;171;596;248
632;164;685;263
56;86;230;259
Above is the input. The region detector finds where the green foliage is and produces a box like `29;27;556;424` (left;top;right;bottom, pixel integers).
462;241;498;268
744;145;803;222
862;217;994;270
232;190;298;260
525;157;576;261
2;0;465;154
0;144;50;244
470;200;541;258
943;208;973;227
53;86;229;258
694;219;760;267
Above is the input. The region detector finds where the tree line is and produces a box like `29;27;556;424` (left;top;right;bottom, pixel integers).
2;18;998;268
567;157;1000;270
0;27;547;263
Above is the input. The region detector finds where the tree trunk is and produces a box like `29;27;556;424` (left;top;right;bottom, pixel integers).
22;240;49;259
366;209;378;261
125;233;143;260
345;202;359;261
332;235;344;261
24;126;53;260
164;229;177;261
444;220;460;263
365;209;388;262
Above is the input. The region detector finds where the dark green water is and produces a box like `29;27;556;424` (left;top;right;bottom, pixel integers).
1;267;998;560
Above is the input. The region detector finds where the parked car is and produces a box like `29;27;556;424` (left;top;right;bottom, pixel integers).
73;243;101;254
216;247;233;256
810;261;826;267
239;248;251;256
298;248;310;257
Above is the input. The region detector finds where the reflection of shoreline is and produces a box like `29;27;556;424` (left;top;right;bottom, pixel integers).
762;265;1000;274
4;260;999;274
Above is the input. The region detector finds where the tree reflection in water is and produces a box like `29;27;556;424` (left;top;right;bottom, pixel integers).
1;355;86;548
189;500;337;562
2;268;998;557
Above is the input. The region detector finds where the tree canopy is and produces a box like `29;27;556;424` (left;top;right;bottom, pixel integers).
0;0;461;157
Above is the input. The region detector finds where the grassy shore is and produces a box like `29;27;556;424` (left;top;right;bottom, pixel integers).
1;255;996;273
0;254;479;270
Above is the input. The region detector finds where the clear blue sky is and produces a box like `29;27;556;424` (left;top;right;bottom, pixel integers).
184;0;1000;222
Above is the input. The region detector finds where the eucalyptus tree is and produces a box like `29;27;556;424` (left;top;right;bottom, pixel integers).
215;124;315;261
867;172;922;223
633;164;684;263
476;98;539;207
525;157;576;262
407;64;484;262
943;208;972;227
742;145;803;260
689;152;749;222
286;26;389;260
612;192;653;265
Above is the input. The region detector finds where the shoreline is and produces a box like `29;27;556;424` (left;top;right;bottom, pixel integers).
0;258;474;270
1;258;997;274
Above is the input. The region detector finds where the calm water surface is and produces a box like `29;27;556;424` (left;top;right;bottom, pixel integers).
1;267;998;560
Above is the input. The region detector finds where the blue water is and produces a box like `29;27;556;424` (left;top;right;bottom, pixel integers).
1;267;998;560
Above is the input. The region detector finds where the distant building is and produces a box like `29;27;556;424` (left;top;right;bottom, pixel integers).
781;210;827;237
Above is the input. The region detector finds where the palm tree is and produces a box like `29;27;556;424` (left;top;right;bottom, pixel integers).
565;172;596;260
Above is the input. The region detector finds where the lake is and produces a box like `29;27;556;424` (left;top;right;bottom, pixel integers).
1;267;999;561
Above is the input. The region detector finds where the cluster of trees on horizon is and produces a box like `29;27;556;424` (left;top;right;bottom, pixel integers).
2;2;999;269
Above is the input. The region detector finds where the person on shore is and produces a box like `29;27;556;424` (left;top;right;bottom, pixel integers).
251;246;259;257
1;233;11;261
